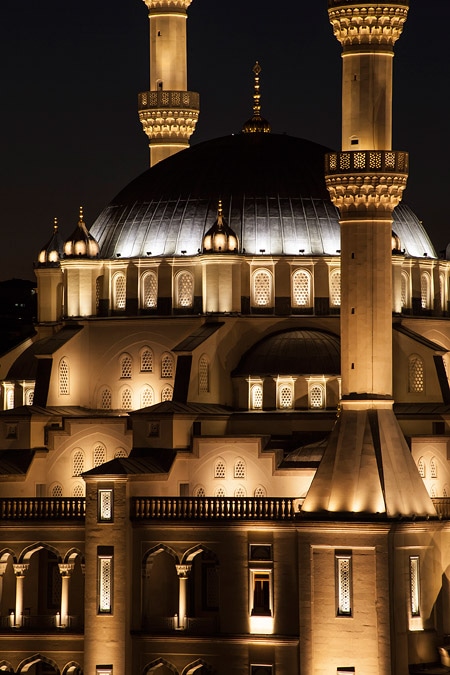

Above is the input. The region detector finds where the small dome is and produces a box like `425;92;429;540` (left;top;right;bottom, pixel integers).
233;329;341;377
203;200;239;253
64;207;99;258
37;218;64;266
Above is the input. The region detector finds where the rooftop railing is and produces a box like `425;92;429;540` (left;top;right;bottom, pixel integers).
132;497;299;521
0;498;85;521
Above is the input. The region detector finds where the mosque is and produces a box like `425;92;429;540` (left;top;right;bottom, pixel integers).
2;1;450;673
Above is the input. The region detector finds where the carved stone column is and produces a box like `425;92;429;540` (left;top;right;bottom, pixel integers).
13;563;29;627
58;563;75;627
175;563;192;629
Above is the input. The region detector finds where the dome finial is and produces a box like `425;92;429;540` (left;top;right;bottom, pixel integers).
217;199;223;227
242;61;271;134
53;217;58;232
79;206;84;224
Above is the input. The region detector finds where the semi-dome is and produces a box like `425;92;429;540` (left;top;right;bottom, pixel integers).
232;329;341;377
90;133;436;260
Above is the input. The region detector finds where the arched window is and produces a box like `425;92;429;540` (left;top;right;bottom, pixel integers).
121;386;133;410
25;388;34;406
309;384;325;409
278;385;293;409
72;483;84;497
199;355;209;393
51;483;63;497
161;385;173;402
113;273;126;310
161;353;174;378
234;486;246;497
141;386;154;408
72;449;84;476
140;347;153;372
252;269;273;307
234;458;246;479
120;353;132;379
214;458;226;479
330;269;341;307
5;389;14;410
431;457;438;479
251;384;263;410
430;484;437;498
176;271;194;308
214;486;226;497
440;273;446;312
292;269;311;307
421;272;431;309
409;355;424;393
59;358;70;395
254;485;267;498
100;387;112;410
417;457;426;478
401;271;409;309
93;443;106;467
194;485;206;497
141;271;158;309
114;448;128;458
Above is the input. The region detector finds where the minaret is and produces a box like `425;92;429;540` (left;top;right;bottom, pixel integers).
302;1;435;518
138;0;200;167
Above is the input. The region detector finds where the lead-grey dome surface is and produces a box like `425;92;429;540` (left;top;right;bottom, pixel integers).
90;133;436;259
232;329;341;377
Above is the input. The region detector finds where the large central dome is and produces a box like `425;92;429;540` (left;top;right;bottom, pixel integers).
90;133;436;259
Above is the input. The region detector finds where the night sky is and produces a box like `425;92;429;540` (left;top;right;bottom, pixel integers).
1;0;449;281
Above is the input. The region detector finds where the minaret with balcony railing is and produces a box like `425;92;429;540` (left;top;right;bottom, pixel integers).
139;0;200;166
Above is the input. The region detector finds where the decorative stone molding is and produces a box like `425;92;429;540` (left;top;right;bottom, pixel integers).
139;91;199;143
58;563;75;577
175;564;192;578
143;0;192;10
13;564;29;577
328;3;409;47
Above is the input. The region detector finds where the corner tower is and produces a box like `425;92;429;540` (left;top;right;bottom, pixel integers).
138;0;200;167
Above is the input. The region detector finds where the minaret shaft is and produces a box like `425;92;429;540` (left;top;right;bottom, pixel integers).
149;11;188;91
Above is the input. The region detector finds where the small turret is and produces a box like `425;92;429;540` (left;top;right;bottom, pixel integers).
37;217;64;266
203;201;239;253
64;207;99;258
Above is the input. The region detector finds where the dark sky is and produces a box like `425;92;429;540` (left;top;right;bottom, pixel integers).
1;1;449;281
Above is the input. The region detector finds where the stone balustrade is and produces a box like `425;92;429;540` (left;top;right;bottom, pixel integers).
0;498;85;520
325;150;408;175
138;90;200;111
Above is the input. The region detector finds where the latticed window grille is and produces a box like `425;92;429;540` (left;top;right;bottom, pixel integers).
292;270;311;307
336;554;352;616
354;151;365;168
430;484;437;497
99;555;113;613
199;356;209;393
59;358;69;395
215;486;226;497
95;276;102;310
114;448;127;458
140;348;153;372
73;450;84;476
25;388;34;405
72;483;84;497
279;385;293;409
409;556;420;617
251;384;263;410
214;459;226;479
401;272;408;308
120;354;132;379
409;355;424;393
330;270;341;307
195;485;206;497
417;457;425;478
161;353;174;378
310;384;324;409
100;388;112;410
6;389;14;410
113;274;126;310
142;272;158;308
177;271;194;308
234;459;246;479
369;151;382;169
161;385;173;402
51;483;63;497
121;387;133;410
254;485;267;498
421;273;431;309
141;387;154;408
99;489;113;521
253;270;272;307
430;457;437;479
93;443;106;467
234;486;246;497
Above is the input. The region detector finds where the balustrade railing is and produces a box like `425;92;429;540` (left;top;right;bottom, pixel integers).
432;498;450;519
132;497;300;521
325;150;408;174
138;90;200;110
0;498;85;520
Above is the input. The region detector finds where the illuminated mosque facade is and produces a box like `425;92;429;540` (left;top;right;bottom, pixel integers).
2;1;450;673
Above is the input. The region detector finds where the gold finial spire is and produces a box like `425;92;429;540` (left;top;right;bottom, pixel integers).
53;217;58;232
217;199;223;227
79;206;84;223
242;61;271;134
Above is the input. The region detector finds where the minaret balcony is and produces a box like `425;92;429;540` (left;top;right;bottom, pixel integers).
139;90;200;142
139;90;199;111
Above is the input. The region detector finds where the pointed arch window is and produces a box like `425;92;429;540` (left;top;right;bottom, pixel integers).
114;448;127;458
5;388;14;410
254;485;267;498
234;486;246;497
120;353;132;379
121;386;133;410
251;384;263;410
161;353;174;378
214;486;226;497
420;272;431;309
194;485;206;497
308;381;326;409
72;449;85;476
141;271;158;309
100;387;112;410
93;443;106;467
417;457;426;478
112;272;126;310
292;269;311;307
252;269;273;307
141;386;154;408
161;385;173;402
176;270;194;308
140;347;153;373
59;358;70;395
51;483;63;497
72;483;84;497
199;355;209;393
430;457;438;479
275;376;296;410
95;275;103;311
25;388;34;406
234;458;246;479
401;271;410;309
330;269;341;307
214;458;226;479
409;355;424;393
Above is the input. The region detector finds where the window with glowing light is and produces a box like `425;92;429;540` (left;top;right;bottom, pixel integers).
113;273;126;310
141;271;158;309
93;443;106;468
417;457;425;478
5;389;14;410
430;457;437;479
141;386;154;408
25;388;34;405
176;270;194;308
420;272;431;309
100;387;112;410
121;387;133;410
234;458;246;479
278;385;293;410
98;489;113;522
214;458;226;479
59;358;70;395
96;275;103;311
292;269;311;307
114;448;127;458
161;385;173;402
72;449;84;476
409;555;420;617
51;483;63;497
250;384;263;410
440;273;445;312
199;355;209;393
73;482;84;497
309;383;325;409
336;552;352;616
120;353;132;379
409;355;424;393
250;570;272;617
254;485;267;498
214;486;226;497
252;269;273;307
140;347;153;373
194;485;206;497
234;486;246;497
98;547;113;614
330;269;341;307
161;353;174;378
401;271;409;309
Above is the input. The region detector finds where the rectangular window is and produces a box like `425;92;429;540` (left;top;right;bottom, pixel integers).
336;552;352;616
96;667;113;675
410;555;420;617
250;570;272;616
98;546;113;614
251;667;273;675
98;489;113;522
